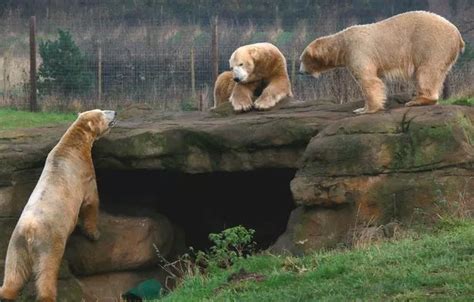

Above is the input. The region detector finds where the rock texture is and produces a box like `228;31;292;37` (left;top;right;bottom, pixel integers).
92;100;354;172
277;105;474;254
65;213;178;276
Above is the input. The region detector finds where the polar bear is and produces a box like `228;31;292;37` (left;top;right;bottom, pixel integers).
299;11;465;114
0;110;116;302
213;71;265;109
215;42;293;111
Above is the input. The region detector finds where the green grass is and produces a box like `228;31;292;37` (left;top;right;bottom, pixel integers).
162;219;474;301
0;109;75;130
440;97;474;107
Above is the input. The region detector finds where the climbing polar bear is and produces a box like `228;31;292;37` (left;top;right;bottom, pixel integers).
0;110;116;302
214;42;293;111
299;11;465;114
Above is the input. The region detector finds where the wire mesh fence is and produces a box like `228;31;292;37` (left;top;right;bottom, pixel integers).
0;9;473;111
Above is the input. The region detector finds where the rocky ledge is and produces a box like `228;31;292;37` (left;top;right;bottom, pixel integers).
1;97;473;299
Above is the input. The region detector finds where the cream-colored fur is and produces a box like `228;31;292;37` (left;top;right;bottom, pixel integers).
216;42;292;112
213;71;235;108
0;110;116;302
300;11;465;114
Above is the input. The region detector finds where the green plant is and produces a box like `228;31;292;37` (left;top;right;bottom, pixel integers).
154;226;256;291
38;29;92;97
208;226;256;268
180;99;198;111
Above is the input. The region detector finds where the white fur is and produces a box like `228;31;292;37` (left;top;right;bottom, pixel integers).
102;110;116;123
299;63;307;74
232;66;249;82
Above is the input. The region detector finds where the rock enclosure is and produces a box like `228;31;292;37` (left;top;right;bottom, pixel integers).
1;98;472;299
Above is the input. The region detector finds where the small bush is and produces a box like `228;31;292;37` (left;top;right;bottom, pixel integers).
38;29;92;97
208;226;256;268
155;226;256;291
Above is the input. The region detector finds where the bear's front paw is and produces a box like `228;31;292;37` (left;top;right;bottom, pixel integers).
254;97;278;110
85;229;101;241
230;97;253;112
353;107;367;114
353;107;383;114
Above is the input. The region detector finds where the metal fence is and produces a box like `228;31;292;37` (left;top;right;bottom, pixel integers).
0;14;472;111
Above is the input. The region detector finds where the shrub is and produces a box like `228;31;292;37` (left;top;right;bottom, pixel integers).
155;226;256;291
208;226;256;268
38;29;92;97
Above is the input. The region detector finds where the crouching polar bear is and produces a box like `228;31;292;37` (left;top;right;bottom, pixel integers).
0;110;116;302
299;11;465;114
213;42;293;111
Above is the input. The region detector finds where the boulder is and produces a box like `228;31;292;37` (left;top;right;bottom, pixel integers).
0;169;42;218
270;206;354;255
92;100;353;173
0;218;16;261
291;106;474;219
65;212;178;276
276;105;474;253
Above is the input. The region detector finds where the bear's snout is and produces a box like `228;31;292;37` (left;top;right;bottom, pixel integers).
233;77;241;83
298;63;309;76
103;110;117;127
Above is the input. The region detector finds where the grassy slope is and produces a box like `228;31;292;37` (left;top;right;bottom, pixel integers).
0;109;75;130
163;219;474;302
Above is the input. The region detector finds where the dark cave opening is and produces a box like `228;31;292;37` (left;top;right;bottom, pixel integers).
96;169;296;251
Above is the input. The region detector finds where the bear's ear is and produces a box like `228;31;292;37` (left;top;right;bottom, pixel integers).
310;39;325;58
316;38;335;60
248;47;260;61
87;120;100;135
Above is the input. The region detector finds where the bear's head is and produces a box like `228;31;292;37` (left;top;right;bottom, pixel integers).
299;37;337;78
77;109;117;139
229;45;261;84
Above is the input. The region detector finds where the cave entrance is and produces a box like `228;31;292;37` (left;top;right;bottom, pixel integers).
96;169;296;251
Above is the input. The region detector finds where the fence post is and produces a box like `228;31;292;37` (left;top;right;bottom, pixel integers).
291;49;296;87
191;46;196;101
46;0;51;19
98;44;102;103
211;16;219;84
3;50;10;104
29;16;38;112
199;93;203;111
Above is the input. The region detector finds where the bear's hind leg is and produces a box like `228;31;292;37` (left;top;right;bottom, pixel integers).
0;240;31;300
34;255;62;302
33;242;65;302
406;65;444;107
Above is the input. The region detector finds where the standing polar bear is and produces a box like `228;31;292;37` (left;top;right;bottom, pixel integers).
0;110;116;302
214;42;293;111
299;11;465;114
